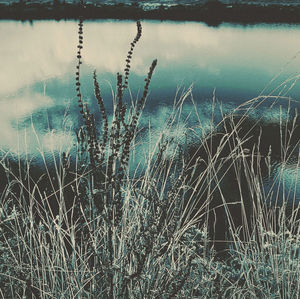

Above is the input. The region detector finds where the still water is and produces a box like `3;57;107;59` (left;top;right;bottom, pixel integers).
1;20;300;201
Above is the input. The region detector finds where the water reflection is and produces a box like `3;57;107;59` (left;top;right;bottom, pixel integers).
1;20;300;159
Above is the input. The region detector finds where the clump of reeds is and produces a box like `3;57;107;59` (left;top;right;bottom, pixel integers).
68;18;200;298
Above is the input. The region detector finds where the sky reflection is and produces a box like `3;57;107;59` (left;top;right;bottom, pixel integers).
1;20;300;157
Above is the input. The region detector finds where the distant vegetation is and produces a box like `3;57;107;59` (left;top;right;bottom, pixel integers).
1;0;300;25
1;18;300;299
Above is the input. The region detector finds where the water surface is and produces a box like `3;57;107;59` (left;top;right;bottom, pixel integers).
1;20;300;204
1;20;300;155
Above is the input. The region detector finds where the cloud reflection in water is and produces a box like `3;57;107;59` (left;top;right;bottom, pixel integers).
1;20;300;158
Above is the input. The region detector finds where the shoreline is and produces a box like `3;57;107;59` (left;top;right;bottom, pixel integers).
1;2;300;26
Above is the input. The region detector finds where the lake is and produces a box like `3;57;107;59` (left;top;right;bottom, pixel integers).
1;19;300;202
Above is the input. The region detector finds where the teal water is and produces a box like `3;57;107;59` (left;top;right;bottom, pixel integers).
1;20;300;155
1;19;300;203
